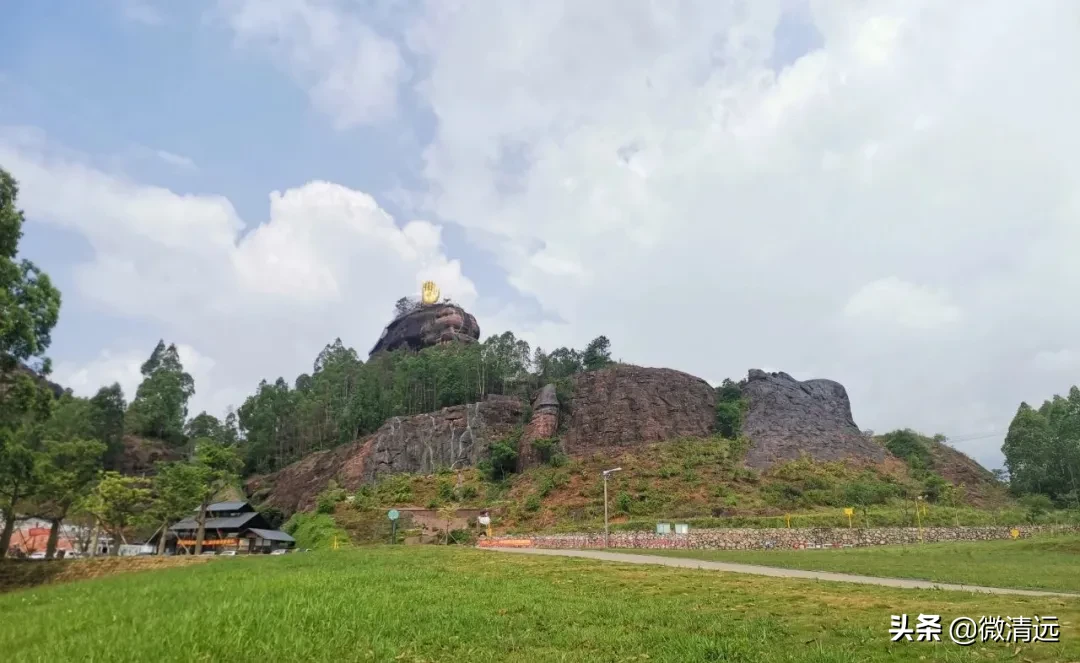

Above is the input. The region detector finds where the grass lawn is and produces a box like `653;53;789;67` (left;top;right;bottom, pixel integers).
2;547;1079;662
635;534;1080;593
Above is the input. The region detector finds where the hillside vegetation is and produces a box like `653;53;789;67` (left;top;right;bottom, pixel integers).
309;433;1023;536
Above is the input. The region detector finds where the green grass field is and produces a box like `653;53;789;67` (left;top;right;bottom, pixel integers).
636;534;1080;593
2;546;1078;662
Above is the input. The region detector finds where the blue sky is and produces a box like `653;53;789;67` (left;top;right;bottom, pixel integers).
4;0;1080;470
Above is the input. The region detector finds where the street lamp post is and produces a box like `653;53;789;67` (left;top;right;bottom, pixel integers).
603;467;622;548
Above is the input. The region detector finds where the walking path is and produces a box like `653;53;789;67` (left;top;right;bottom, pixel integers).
482;547;1079;598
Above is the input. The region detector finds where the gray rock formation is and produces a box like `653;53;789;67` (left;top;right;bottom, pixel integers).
361;395;523;480
562;366;716;455
369;303;480;357
246;395;523;514
741;369;886;468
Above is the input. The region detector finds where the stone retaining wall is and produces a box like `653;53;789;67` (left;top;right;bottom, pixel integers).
477;525;1079;550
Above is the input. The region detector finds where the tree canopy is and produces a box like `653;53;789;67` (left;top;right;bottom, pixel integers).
1002;386;1080;505
126;341;194;445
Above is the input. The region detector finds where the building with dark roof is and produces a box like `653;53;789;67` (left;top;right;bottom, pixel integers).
165;501;295;554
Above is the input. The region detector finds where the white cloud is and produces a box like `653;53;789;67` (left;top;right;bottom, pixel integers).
398;0;1080;469
1033;349;1080;373
2;130;475;419
155;150;198;171
843;277;961;331
217;0;407;128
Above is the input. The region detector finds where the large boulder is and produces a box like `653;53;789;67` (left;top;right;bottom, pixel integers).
561;366;716;455
741;369;886;468
247;395;524;515
369;303;480;357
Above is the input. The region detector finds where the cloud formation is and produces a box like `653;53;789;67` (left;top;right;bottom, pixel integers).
1;129;475;418
218;0;408;128
404;0;1080;467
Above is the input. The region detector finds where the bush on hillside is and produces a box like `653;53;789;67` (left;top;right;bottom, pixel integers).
488;438;519;481
880;429;933;472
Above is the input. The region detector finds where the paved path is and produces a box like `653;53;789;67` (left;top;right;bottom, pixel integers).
482;547;1079;598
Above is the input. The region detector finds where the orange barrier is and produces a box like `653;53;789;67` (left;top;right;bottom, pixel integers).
478;539;534;548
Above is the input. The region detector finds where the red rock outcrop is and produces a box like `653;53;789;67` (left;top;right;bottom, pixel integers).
518;384;559;470
561;366;716;455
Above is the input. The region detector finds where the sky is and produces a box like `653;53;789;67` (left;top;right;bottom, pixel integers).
3;0;1080;471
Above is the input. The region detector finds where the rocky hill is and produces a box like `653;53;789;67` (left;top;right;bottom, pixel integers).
740;369;886;468
245;300;1002;519
369;303;479;357
248;365;716;514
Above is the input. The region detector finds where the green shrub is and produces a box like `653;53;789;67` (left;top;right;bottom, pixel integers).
549;453;568;467
880;429;933;471
616;491;632;514
437;479;455;501
281;513;350;550
524;494;542;512
488;439;519;481
316;486;347;514
537;474;556;498
448;528;476;545
532;437;560;464
1021;494;1054;522
456;484;478;500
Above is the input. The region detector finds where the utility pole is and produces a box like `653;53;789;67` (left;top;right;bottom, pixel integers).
603;467;622;548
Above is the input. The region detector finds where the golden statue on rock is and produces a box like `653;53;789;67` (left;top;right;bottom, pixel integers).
421;280;440;305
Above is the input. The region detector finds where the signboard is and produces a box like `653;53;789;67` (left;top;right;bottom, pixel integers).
656;523;671;535
1010;528;1020;539
843;508;854;516
177;539;237;546
477;515;491;526
388;509;400;521
674;524;689;535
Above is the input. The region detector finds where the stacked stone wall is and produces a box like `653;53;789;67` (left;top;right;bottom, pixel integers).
477;525;1078;550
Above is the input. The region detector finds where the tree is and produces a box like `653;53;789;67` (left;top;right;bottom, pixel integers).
0;371;53;558
394;297;420;317
89;384;126;469
0;168;61;371
185;412;223;443
436;503;458;545
126;341;195;444
1001;392;1080;501
146;461;203;555
0;168;62;559
582;335;613;371
34;437;106;558
84;472;151;555
190;439;242;555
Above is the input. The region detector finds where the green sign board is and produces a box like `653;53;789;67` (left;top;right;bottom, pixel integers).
388;509;400;521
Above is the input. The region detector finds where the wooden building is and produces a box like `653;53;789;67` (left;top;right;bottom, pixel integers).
166;501;295;554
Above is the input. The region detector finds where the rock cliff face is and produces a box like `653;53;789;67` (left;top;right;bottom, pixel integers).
741;369;886;468
562;366;716;455
369;303;480;357
247;395;523;514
